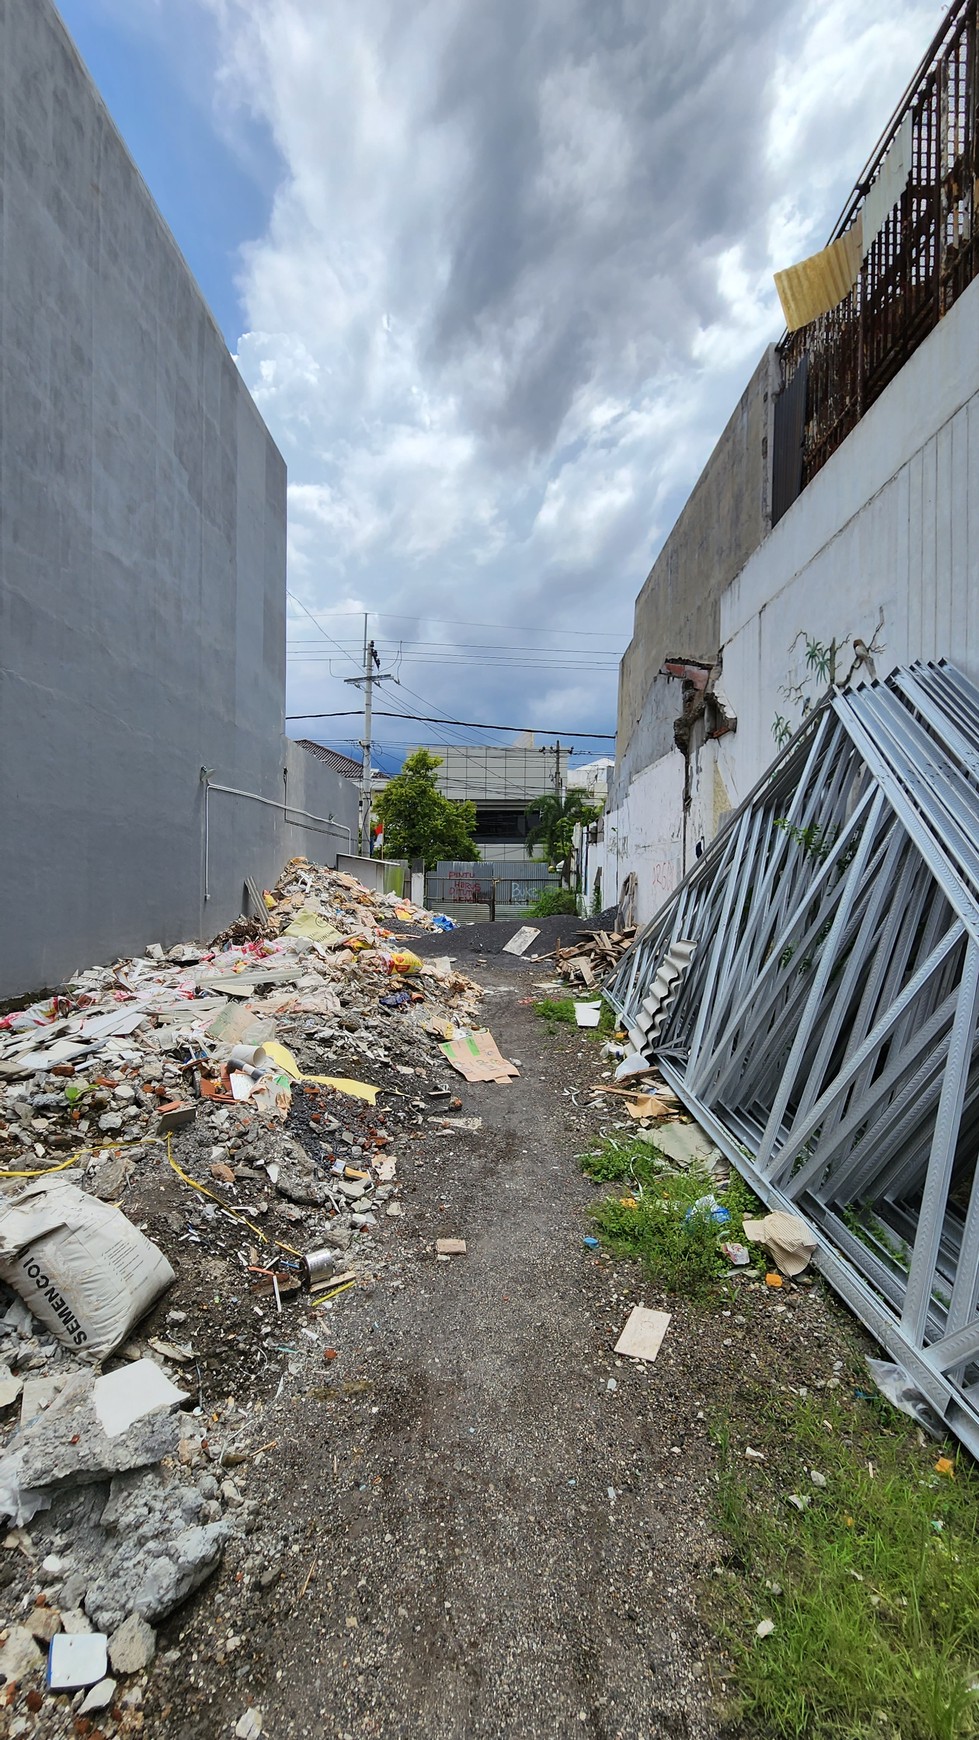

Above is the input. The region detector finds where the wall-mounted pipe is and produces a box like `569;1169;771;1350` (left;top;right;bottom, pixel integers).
200;770;353;901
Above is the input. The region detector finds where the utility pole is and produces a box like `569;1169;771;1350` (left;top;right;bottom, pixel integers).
539;740;563;798
344;623;393;856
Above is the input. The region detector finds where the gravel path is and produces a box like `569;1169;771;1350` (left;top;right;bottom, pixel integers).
158;964;729;1739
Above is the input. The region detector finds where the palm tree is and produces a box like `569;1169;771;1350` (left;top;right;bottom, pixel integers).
525;790;601;888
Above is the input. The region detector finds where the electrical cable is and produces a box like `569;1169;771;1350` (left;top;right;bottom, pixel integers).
287;707;615;738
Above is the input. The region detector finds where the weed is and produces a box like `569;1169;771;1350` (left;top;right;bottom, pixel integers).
581;1136;761;1298
534;996;616;1038
710;1380;979;1739
534;998;577;1030
528;887;579;917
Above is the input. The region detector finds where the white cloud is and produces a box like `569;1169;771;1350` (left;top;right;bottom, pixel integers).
186;0;940;743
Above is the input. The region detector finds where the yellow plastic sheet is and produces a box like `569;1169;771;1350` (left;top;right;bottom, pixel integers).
261;1041;380;1105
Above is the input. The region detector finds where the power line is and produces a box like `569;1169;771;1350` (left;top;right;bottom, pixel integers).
288;607;625;639
286;591;363;673
286;707;615;739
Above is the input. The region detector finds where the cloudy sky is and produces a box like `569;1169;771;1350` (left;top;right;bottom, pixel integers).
61;0;941;771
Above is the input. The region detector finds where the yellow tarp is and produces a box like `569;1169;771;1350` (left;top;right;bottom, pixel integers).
262;1041;380;1105
774;216;863;333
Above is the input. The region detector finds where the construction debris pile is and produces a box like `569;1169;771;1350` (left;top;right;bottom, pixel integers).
606;661;979;1457
544;926;637;989
0;857;497;1714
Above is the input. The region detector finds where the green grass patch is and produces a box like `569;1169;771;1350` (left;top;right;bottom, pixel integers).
712;1381;979;1739
534;996;616;1037
580;1134;761;1298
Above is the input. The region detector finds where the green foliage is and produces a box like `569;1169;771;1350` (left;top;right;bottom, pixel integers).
372;750;479;871
525;791;602;888
528;887;579;917
534;996;615;1036
774;816;840;862
590;870;603;916
711;1381;979;1739
582;1137;761;1298
534;997;577;1030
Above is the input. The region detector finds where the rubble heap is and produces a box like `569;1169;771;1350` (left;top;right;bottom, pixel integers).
0;858;487;1715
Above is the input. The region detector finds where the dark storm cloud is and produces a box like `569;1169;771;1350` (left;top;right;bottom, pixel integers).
424;0;788;454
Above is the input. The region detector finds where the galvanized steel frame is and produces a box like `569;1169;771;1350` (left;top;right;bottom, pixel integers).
606;661;979;1454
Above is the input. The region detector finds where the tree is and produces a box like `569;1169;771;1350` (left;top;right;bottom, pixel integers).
525;790;601;888
372;750;480;869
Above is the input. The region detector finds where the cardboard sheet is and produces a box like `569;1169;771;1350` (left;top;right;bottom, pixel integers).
439;1030;519;1084
502;926;540;957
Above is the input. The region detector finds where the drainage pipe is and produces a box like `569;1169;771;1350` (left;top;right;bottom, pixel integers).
201;771;353;901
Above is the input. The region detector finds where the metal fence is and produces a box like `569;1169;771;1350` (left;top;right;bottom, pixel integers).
424;866;559;915
775;0;979;516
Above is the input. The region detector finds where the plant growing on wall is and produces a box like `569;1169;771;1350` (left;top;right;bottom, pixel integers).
771;611;886;749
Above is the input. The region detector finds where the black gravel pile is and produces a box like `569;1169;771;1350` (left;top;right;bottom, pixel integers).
409;906;624;968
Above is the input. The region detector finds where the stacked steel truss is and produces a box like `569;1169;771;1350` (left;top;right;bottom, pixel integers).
606;661;979;1453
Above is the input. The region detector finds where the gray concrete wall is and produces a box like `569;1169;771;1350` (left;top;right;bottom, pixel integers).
612;345;777;803
0;0;357;996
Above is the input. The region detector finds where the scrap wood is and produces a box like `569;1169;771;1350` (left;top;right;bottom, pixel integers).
547;926;637;988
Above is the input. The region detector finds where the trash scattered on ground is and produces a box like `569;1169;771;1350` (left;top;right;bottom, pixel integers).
613;1305;672;1363
0;856;484;1709
865;1358;943;1434
743;1211;818;1276
0;1176;175;1357
650;1121;723;1172
47;1631;108;1689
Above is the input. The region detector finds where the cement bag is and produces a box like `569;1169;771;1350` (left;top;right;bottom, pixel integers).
0;1176;175;1358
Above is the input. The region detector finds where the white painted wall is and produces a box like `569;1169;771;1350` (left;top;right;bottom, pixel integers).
608;273;979;906
722;273;979;798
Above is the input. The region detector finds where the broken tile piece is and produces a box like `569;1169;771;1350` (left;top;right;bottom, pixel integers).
613;1305;672;1363
435;1239;467;1257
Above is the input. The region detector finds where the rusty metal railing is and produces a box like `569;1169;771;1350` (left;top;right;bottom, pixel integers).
776;0;979;510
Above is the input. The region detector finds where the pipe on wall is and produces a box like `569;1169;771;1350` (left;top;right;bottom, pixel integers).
200;771;353;901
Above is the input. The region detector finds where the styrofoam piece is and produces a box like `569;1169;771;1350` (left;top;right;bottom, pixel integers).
574;1002;602;1027
48;1632;109;1690
93;1359;188;1438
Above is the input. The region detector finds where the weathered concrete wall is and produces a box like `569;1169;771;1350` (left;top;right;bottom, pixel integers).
613;346;777;802
721;271;979;799
0;0;357;996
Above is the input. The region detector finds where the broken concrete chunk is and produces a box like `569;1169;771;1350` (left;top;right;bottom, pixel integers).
79;1676;117;1714
236;1710;264;1740
0;1626;43;1684
108;1613;156;1674
435;1239;467;1256
26;1606;61;1643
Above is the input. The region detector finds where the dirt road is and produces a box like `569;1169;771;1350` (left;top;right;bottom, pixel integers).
159;964;729;1740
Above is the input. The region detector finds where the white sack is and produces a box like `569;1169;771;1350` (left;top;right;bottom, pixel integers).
0;1176;174;1358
